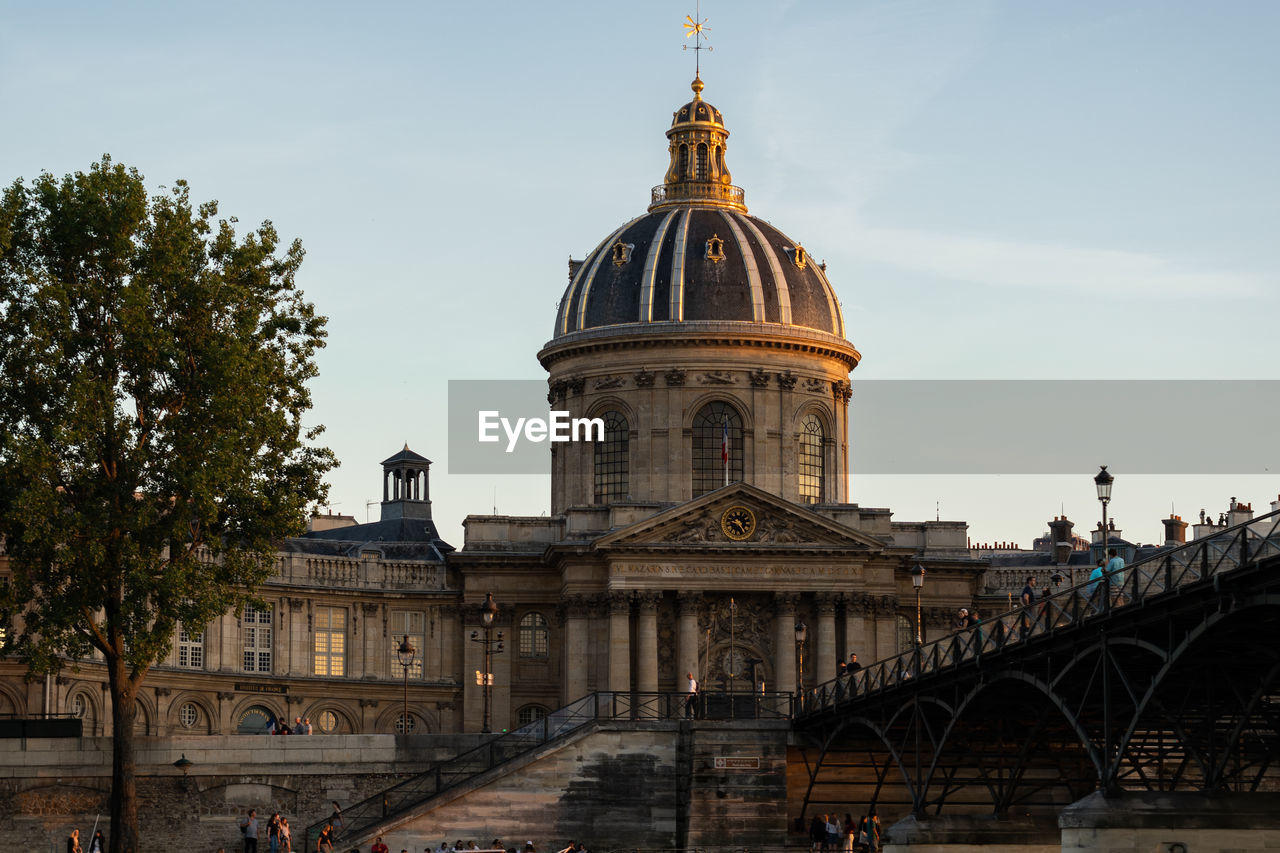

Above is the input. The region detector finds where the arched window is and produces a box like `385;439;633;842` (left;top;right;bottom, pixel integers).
517;705;548;727
593;411;629;503
692;402;743;497
678;144;689;178
896;615;915;653
519;612;549;658
236;705;275;734
696;143;709;180
798;414;824;504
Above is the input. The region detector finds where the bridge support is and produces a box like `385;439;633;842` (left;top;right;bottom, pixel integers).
881;814;1060;853
1059;791;1280;852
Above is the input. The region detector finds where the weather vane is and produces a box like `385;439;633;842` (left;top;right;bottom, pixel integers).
683;3;712;76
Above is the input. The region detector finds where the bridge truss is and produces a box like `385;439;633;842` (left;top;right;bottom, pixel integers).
792;510;1280;818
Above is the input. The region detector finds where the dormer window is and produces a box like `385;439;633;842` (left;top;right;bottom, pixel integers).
789;245;808;270
706;234;725;263
612;241;634;266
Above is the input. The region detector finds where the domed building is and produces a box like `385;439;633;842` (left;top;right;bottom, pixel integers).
540;74;857;510
453;75;983;730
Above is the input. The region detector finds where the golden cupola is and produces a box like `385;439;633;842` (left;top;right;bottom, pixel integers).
650;75;746;212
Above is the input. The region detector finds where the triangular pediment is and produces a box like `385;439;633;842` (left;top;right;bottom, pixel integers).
593;482;885;551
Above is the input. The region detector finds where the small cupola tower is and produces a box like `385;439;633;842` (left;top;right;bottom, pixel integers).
380;444;433;521
651;75;746;212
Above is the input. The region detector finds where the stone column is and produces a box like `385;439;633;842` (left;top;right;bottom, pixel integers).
607;591;632;693
773;593;799;695
843;593;869;661
636;592;661;694
816;593;838;683
676;592;701;685
562;595;590;705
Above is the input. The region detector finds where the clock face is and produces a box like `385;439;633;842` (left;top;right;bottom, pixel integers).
720;506;756;541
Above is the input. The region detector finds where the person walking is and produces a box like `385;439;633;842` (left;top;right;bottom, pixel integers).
267;812;281;853
87;830;105;853
278;817;292;853
66;828;82;853
239;809;259;853
1106;547;1127;605
683;671;698;719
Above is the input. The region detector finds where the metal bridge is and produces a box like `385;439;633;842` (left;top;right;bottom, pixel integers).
792;509;1280;819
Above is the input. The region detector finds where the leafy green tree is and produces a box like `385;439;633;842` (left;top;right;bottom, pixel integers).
0;156;334;853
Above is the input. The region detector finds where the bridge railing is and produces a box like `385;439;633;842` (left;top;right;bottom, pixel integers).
799;508;1280;716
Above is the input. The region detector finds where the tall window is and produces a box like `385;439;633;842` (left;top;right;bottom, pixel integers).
692;401;743;497
242;604;273;673
696;143;709;179
177;625;204;669
593;411;629;503
390;611;425;678
896;614;914;653
519;612;549;658
313;606;347;677
678;144;689;178
798;414;825;504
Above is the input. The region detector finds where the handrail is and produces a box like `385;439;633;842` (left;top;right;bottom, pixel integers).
798;508;1280;716
303;690;793;851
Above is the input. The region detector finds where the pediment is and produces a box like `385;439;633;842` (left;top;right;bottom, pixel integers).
593;483;885;551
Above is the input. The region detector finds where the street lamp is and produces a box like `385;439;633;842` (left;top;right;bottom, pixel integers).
1095;465;1114;561
794;621;808;697
469;593;504;733
910;564;927;646
396;634;416;735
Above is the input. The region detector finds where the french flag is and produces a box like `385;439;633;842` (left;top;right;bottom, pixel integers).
721;419;729;465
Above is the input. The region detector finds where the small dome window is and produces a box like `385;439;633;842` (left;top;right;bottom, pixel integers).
612;241;634;266
706;234;725;263
789;245;808;270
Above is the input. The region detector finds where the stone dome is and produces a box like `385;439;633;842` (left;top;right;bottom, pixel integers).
550;74;848;343
553;208;845;338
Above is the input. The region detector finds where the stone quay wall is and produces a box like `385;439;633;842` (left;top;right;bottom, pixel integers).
0;732;486;853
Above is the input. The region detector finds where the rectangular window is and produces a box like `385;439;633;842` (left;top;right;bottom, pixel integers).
313;606;347;677
242;603;273;673
177;625;205;669
389;610;425;679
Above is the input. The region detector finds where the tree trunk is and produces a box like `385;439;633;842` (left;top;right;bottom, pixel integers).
108;662;139;853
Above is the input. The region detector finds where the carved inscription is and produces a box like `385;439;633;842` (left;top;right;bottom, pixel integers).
616;563;857;579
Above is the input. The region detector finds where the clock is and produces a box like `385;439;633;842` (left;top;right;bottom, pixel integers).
720;506;756;541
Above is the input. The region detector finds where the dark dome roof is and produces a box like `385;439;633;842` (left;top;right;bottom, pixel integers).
553;207;845;339
671;98;724;127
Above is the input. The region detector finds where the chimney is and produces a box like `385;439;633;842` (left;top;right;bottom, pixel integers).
1161;514;1187;547
1047;515;1075;564
1227;498;1254;528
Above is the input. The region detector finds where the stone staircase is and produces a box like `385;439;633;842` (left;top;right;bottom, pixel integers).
302;691;793;852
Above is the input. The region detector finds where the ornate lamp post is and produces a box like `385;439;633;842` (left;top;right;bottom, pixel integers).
396;634;417;734
794;620;808;698
911;564;927;646
469;593;504;733
1096;465;1114;601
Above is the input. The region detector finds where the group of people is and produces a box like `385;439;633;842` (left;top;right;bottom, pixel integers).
808;811;881;852
266;715;315;735
64;828;105;853
237;808;301;853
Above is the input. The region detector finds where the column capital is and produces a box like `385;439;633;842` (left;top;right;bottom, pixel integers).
774;592;800;613
558;593;593;621
815;592;839;615
676;591;703;616
607;590;633;615
636;591;663;610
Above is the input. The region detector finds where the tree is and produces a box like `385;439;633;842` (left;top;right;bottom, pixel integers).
0;156;334;853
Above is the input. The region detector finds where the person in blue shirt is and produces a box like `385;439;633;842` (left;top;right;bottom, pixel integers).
1106;547;1126;605
1087;559;1106;610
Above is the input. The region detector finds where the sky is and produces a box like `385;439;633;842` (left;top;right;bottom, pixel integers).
3;1;1278;548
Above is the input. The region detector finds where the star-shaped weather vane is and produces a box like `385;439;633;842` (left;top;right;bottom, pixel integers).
683;4;712;76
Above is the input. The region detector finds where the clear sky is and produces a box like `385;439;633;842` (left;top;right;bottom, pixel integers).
4;1;1278;548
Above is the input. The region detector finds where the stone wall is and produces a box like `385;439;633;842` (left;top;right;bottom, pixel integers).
0;732;485;853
